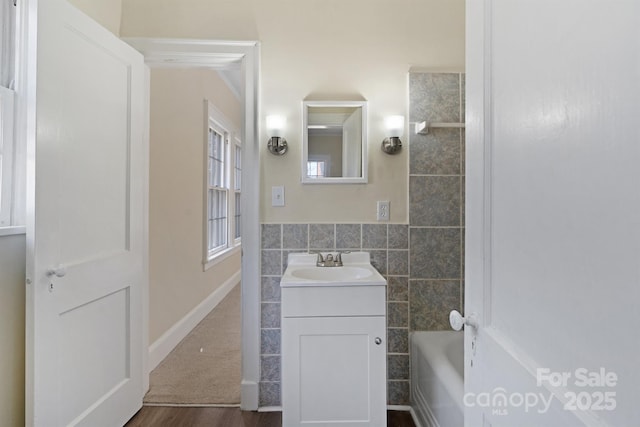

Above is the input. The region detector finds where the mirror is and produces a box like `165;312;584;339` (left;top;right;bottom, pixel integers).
302;101;368;184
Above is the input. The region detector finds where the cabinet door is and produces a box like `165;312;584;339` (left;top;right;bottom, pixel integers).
282;316;387;427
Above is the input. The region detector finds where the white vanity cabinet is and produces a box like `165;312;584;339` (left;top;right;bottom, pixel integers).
281;283;387;427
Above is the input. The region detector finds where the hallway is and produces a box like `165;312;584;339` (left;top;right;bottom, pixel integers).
144;284;241;405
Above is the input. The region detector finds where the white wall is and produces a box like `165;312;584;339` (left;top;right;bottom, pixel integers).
68;0;123;35
120;0;466;223
0;234;26;427
148;68;242;342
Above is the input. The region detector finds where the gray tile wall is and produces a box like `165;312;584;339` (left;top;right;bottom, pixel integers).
258;72;464;408
260;223;410;406
409;72;465;330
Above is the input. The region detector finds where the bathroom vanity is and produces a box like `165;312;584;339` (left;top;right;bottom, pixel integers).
280;252;387;427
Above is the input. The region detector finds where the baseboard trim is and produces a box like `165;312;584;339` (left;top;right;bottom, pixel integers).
258;406;282;412
143;403;240;408
258;406;414;415
387;405;412;411
148;272;241;371
409;406;423;427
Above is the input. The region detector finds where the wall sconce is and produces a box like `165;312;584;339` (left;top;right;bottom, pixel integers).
381;115;404;155
266;115;288;155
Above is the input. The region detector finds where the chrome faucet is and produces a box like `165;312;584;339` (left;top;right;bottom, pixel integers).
315;251;350;267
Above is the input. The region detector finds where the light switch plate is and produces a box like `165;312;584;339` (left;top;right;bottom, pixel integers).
272;186;285;207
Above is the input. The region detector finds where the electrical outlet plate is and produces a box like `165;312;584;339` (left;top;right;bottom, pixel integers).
377;201;390;221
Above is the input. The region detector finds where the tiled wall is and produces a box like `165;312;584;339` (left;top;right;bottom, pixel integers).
408;73;465;330
258;72;465;408
260;223;411;406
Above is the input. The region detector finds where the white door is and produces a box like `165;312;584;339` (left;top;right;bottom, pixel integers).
25;0;147;425
465;1;639;426
342;108;362;177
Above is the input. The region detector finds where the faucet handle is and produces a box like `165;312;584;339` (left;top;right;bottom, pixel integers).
315;252;324;263
336;251;350;262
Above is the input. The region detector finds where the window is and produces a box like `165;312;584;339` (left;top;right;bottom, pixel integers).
307;157;330;178
204;101;241;266
1;0;16;228
233;138;242;243
207;123;228;257
307;160;325;178
0;86;15;227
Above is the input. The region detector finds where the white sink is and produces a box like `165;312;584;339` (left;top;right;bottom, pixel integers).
281;252;386;287
290;266;373;281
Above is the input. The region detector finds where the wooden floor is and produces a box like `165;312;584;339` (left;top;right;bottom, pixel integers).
126;406;416;427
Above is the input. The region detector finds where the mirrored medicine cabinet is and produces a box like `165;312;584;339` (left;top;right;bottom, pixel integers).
302;101;368;184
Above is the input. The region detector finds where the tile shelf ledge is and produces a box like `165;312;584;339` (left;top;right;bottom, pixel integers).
415;121;465;135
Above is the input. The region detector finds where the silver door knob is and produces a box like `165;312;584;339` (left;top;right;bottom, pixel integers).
375;337;382;345
46;266;67;278
449;310;478;331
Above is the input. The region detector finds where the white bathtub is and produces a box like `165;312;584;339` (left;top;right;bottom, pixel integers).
411;331;464;427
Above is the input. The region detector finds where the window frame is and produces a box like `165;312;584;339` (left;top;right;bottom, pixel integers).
206;120;229;258
203;100;241;270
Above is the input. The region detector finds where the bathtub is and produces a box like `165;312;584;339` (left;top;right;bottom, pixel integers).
411;331;464;427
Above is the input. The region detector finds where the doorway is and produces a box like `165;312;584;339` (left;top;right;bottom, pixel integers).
124;38;261;410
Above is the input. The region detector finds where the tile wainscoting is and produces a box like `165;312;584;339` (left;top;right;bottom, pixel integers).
260;223;411;406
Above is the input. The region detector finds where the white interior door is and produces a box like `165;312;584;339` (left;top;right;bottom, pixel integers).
465;1;639;426
25;0;147;425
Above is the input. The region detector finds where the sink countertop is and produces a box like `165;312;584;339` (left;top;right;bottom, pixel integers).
280;251;387;287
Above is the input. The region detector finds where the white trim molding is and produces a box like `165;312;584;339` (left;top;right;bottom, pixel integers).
257;406;282;413
148;271;241;371
0;225;26;237
124;38;261;410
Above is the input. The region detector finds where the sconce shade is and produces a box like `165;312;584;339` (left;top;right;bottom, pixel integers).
385;115;405;138
266;115;286;137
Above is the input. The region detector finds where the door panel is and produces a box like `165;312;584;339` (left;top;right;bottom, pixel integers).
282;316;386;426
58;289;130;425
300;332;370;421
54;21;131;263
27;0;146;425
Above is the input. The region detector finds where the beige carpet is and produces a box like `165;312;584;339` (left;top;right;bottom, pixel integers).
144;284;241;405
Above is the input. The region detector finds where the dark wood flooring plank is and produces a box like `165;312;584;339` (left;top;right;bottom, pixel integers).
241;410;282;427
387;409;417;427
126;406;412;427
